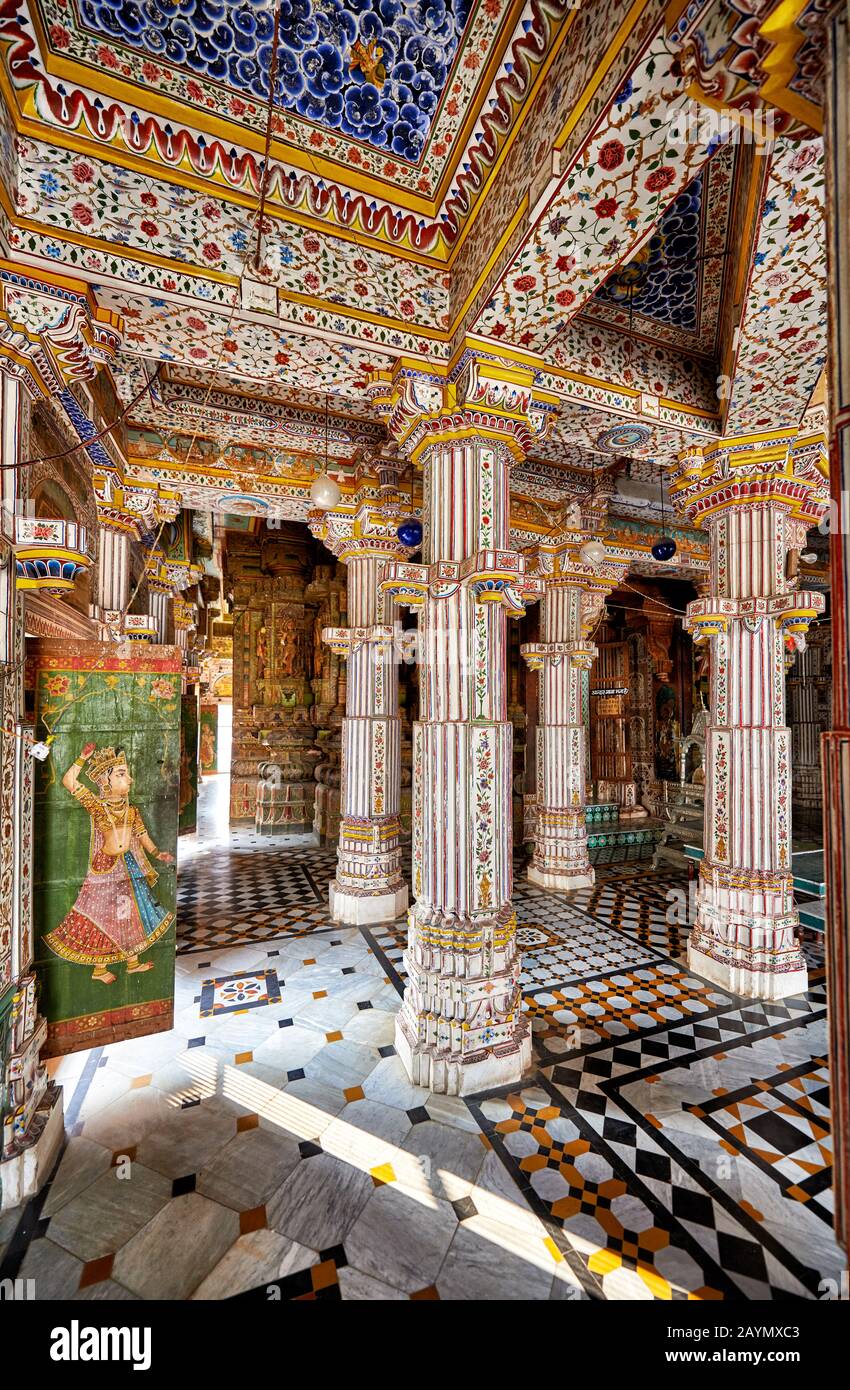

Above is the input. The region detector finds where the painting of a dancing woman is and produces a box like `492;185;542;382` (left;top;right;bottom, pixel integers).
43;743;175;984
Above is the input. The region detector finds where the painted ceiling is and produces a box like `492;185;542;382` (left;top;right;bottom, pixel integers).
583;140;737;359
72;0;473;163
1;0;831;534
28;0;524;201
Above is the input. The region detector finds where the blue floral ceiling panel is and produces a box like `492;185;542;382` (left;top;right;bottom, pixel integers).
74;0;474;161
594;174;704;333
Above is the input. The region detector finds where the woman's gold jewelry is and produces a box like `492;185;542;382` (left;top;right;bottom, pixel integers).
101;796;131;844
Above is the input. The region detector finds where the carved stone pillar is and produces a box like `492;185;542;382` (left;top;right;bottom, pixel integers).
95;525;131;614
0;267;123;1205
823;1;850;1251
670;435;828;1000
148;586;170;644
0;372;62;1209
374;360;551;1094
523;588;597;891
310;494;411;925
522;533;629;891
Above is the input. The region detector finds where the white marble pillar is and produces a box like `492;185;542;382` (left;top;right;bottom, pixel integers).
309;469;415;922
96;526;131;614
149;588;169;643
310;515;411;924
376;366;548;1094
670;439;828;1000
0;370;63;1209
523;584;597;891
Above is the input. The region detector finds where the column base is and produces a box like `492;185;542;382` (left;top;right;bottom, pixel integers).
394;1014;532;1096
528;862;595;893
687;937;808;1001
329;880;408;925
0;1084;64;1213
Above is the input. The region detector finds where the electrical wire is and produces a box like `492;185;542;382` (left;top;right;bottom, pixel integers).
9;365;163;473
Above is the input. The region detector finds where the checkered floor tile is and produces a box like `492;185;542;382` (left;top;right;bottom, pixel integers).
177;841;338;953
61;781;833;1302
468;1081;739;1300
570;872;693;960
524;964;734;1062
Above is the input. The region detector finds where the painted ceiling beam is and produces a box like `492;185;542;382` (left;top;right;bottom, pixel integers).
720;135;827;434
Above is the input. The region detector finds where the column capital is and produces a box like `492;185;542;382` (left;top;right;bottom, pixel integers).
670;428;830;529
95;485;145;540
308;498;414;565
524;531;632;595
521;639;597;671
367;354;558;466
685;590;825;643
0;263;123;400
382;549;542;618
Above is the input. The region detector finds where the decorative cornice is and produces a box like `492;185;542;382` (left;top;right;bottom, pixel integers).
0;261;122;398
368;356;558;466
670;428;830;528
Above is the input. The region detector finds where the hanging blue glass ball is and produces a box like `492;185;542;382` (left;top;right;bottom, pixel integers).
397;518;423;548
651;536;677;562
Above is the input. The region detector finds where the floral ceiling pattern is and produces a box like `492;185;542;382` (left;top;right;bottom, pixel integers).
16;135;450;330
724;135;826;434
582;139;736;358
593;174;703;332
74;0;472;163
96;285;393;390
112;355;385;457
32;0;516;198
474;32;728;353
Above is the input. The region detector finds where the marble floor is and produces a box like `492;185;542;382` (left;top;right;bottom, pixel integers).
1;779;842;1301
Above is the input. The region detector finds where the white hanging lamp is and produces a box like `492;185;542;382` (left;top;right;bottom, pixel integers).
310;394;341;509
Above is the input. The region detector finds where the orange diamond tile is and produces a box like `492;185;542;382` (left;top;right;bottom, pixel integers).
78;1254;114;1289
240;1205;267;1234
311;1259;339;1291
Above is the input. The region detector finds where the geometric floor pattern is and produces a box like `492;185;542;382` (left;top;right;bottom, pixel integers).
199;970;283;1018
176;843;334;955
3;783;843;1300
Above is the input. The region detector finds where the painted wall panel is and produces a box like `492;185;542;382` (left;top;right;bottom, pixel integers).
179;689;199;834
28;640;181;1057
199;702;218;774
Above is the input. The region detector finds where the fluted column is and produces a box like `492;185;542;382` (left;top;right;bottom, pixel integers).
0;369;62;1207
95;526;130;613
0;266;123;1205
149;587;169;643
375;362;551;1094
521;516;633;891
670;436;828;1000
310;492;412;924
523;586;597;891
